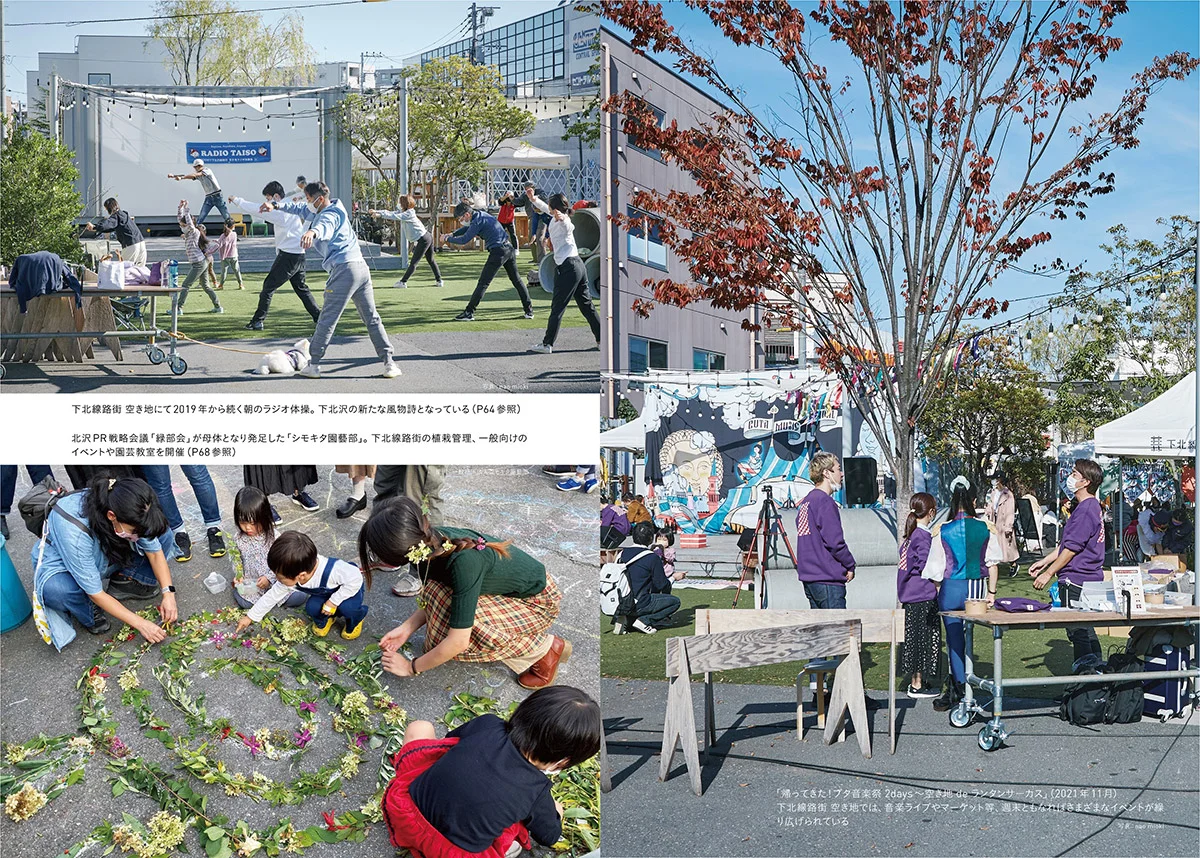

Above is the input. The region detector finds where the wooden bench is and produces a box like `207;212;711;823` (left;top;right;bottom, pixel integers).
660;619;869;795
696;608;905;754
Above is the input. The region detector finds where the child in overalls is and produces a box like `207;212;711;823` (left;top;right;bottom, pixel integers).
235;530;369;640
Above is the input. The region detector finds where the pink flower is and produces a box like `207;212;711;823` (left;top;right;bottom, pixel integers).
299;702;318;714
354;733;369;749
242;735;262;757
108;736;130;758
293;729;313;749
328;652;346;666
241;639;255;648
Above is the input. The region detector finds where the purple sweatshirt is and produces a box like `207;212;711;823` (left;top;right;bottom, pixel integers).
795;489;855;585
1059;496;1105;586
896;526;936;604
601;504;630;536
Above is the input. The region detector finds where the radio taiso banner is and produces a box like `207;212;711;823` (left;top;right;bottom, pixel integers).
185;141;272;164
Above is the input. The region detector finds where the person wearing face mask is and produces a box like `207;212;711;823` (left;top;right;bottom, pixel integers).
1028;458;1106;665
985;471;1020;574
794;452;856;609
268;181;401;379
443;201;535;322
30;476;181;652
229;182;322;331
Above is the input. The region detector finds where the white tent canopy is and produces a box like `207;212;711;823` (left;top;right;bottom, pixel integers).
1093;371;1196;458
599;414;654;452
352;141;569;173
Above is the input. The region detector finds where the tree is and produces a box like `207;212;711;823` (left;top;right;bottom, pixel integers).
598;0;1197;514
0;124;86;265
919;334;1051;494
407;57;535;239
148;0;315;86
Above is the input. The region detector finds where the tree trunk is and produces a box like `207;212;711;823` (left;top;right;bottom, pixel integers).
894;424;915;533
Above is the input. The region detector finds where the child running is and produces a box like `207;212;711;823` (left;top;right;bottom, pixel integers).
235;530;369;640
896;492;941;699
382;685;600;858
369;196;443;289
176;200;223;315
230;487;305;610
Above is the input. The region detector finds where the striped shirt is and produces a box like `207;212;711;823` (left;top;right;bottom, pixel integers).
177;201;206;264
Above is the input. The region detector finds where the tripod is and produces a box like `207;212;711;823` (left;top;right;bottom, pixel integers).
733;485;797;607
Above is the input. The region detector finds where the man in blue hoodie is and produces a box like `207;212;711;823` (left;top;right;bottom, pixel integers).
443;201;534;322
268;181;400;379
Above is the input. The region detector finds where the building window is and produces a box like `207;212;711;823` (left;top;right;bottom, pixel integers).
87;73;111;86
625;97;666;159
693;349;725;371
627;206;668;269
629;336;669;378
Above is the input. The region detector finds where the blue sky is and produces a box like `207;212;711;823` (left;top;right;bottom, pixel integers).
5;0;563;97
607;1;1199;322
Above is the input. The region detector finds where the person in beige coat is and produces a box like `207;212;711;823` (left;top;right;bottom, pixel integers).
986;471;1020;568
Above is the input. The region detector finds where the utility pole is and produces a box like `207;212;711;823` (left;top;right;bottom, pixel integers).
1;0;6;156
469;3;499;65
49;71;59;144
397;70;408;259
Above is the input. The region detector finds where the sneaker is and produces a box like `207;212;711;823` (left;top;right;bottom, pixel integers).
631;619;657;635
299;363;321;379
394;280;409;288
270;505;282;525
207;527;226;558
528;343;553;354
932;681;964;713
211;305;224;313
522;308;534;320
86;603;111;635
175;531;193;562
907;683;939;700
583;478;599;494
0;515;8;540
381;363;402;379
435;281;445;288
556;477;584;492
341;617;366;640
292;491;319;511
454;310;475;321
504;841;522;858
336;496;367;519
391;571;422;597
542;466;576;477
107;573;161;602
244;321;264;331
312;615;334;637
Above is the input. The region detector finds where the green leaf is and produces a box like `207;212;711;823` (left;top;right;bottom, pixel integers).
82;717;98;726
205;827;227;841
111;781;126;797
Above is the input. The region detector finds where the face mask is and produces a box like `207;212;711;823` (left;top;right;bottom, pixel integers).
306;200;320;214
1065;475;1079;494
992;480;1000;489
114;527;139;542
540;766;563;777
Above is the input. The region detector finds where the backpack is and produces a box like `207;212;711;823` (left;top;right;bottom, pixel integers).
1059;656;1110;727
1103;651;1144;724
17;477;78;537
599;549;654;617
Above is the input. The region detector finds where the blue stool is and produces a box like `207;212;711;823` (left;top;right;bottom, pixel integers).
0;534;33;632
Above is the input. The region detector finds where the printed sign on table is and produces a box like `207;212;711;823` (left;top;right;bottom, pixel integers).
1110;567;1147;615
185;142;272;164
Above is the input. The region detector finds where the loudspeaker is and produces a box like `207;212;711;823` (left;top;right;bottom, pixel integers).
843;457;878;506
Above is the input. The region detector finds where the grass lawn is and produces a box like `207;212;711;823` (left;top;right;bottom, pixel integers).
600;571;1129;698
173;250;581;341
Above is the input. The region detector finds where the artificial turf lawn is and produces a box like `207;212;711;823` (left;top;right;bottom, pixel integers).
599;569;1126;698
171;249;584;341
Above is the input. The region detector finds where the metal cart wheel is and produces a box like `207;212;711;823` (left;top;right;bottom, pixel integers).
977;722;1007;752
168;355;188;376
948;703;973;728
147;346;166;365
0;363;6;380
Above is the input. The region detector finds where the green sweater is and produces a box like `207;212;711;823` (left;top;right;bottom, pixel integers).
437;527;546;628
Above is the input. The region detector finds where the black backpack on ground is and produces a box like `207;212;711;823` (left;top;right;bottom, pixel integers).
1103;651;1144;724
1060;656;1110;727
17;477;80;536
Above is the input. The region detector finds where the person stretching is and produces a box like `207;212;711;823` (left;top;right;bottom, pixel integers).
169;158;232;227
369;196;444;288
268;181;401;379
230;182;322;331
443;202;534;322
525;190;600;354
88;198;147;265
176;200;223;315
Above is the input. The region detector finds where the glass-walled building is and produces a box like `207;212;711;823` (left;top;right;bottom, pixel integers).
422;6;567;93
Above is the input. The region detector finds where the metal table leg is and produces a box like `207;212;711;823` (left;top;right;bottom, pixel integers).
977;626;1010;751
950;619;976;728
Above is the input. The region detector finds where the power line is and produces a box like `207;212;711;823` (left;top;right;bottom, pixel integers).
8;1;362;28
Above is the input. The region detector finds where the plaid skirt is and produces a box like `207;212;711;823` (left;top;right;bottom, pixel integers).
424;576;561;664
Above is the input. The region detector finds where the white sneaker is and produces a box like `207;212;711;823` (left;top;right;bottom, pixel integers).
391;571;421;597
381;363;402;378
299;363;321;378
210;305;224;314
504;841;522;858
631;619;657;635
393;280;408;288
528;343;552;354
435;281;445;288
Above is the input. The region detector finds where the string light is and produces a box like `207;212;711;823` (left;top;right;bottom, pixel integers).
242;121;246;133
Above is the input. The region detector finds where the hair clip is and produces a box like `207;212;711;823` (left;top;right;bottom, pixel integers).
474;537;487;551
108;479;117;489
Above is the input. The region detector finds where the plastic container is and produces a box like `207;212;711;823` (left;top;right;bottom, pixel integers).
168;260;179;289
203;571;228;594
0;534;33;633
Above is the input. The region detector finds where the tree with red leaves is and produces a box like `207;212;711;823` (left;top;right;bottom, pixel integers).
599;0;1196;509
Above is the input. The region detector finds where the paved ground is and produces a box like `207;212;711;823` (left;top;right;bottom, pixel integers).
0;327;599;393
0;465;599;857
601;677;1200;858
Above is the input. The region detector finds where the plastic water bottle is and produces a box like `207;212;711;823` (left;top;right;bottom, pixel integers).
168;260;179;289
1049;581;1061;608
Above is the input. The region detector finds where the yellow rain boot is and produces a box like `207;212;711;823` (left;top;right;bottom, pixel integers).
312;615;334;637
341;617;365;641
